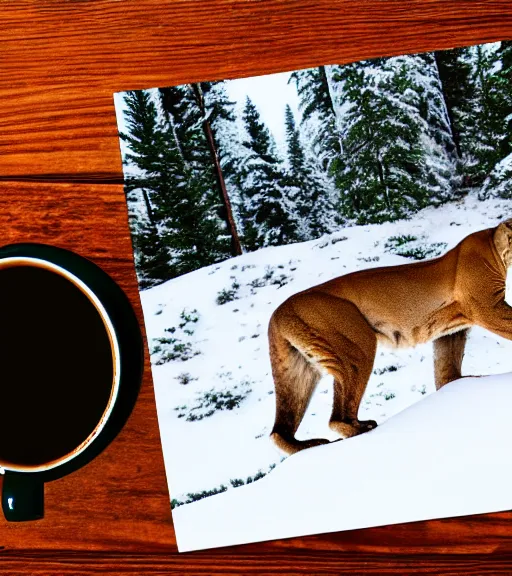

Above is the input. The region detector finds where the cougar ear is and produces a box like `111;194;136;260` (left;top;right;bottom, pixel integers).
493;220;512;265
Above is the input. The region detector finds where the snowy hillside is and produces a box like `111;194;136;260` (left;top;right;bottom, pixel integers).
173;373;512;552
141;192;512;517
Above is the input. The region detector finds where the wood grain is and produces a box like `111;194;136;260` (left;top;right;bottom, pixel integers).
0;0;511;573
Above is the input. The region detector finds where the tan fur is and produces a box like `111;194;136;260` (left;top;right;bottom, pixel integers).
269;219;512;455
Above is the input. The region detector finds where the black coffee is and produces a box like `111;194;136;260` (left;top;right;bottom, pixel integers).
0;265;114;467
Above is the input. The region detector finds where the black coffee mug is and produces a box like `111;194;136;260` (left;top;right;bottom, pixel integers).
0;244;143;522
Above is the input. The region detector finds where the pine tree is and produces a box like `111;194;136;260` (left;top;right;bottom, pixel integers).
404;52;458;201
331;60;433;224
434;47;475;160
190;82;243;256
120;91;174;287
289;66;341;172
284;105;336;239
459;44;511;185
495;41;512;160
239;98;298;249
121;89;232;285
478;41;512;200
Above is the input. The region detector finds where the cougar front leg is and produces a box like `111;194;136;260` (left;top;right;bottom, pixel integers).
433;328;469;390
475;299;512;341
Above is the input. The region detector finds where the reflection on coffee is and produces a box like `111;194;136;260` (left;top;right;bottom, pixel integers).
0;265;114;468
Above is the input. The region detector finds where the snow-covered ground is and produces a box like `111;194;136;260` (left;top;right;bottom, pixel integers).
140;191;512;550
173;373;512;551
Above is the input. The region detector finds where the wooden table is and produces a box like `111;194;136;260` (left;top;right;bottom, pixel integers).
1;1;512;573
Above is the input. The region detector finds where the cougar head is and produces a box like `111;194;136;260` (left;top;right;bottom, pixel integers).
494;218;512;268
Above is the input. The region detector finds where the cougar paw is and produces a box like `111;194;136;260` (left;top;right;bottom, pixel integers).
358;419;377;433
329;418;377;439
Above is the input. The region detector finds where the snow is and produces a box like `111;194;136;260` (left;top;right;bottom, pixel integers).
139;190;512;551
173;373;512;552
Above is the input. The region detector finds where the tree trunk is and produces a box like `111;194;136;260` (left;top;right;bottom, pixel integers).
191;83;243;256
141;188;156;225
320;66;343;156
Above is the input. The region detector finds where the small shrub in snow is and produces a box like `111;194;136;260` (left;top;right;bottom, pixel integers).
178;308;199;328
374;365;401;375
249;276;267;289
271;273;291;288
151;308;201;365
175;372;197;386
396;243;447;260
171;484;228;509
385;234;417;249
229;478;245;488
229;464;276;489
331;236;348;245
384;392;396;400
359;256;380;262
216;280;240;305
152;339;200;364
249;266;292;293
175;380;253;421
385;235;447;260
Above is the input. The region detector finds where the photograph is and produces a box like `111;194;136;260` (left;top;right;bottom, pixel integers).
114;40;512;552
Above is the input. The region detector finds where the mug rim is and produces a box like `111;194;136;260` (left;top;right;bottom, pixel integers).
0;256;122;474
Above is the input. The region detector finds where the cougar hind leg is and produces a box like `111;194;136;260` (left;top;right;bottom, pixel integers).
269;316;328;456
319;300;378;438
433;328;469;390
269;292;378;455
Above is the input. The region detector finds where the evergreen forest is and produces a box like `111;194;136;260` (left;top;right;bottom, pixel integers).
119;42;512;289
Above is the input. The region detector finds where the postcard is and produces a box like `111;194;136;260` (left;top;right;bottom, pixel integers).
114;40;512;551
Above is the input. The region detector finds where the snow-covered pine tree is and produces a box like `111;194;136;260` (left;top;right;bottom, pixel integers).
284;104;336;239
190;82;243;256
433;47;475;161
403;52;458;201
478;41;512;200
329;53;459;225
495;40;512;162
289;66;341;173
239;97;299;250
459;43;511;186
122;88;232;283
120;90;174;288
330;60;432;224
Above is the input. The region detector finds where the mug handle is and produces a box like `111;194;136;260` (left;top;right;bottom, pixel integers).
2;472;44;522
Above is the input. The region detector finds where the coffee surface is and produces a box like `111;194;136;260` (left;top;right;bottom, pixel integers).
0;265;114;467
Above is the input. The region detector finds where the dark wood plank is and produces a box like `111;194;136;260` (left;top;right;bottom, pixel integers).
0;181;175;551
2;549;512;575
1;0;512;573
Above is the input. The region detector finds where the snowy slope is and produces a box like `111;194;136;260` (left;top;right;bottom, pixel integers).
173;373;512;552
140;192;512;515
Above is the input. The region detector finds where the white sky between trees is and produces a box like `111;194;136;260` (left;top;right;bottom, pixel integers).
114;70;301;161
